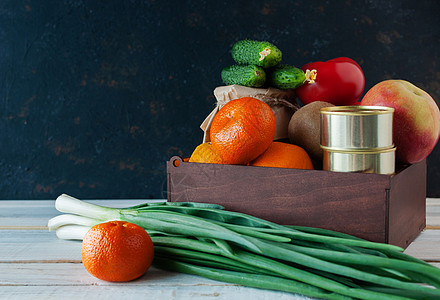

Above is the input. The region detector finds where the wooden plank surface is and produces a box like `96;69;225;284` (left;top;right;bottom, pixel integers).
427;198;440;227
0;285;312;300
0;198;439;299
403;230;440;261
0;230;82;262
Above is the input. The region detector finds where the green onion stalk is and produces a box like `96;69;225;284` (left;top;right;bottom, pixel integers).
48;194;440;300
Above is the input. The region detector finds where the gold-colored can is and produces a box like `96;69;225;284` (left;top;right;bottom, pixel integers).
322;146;396;175
320;106;394;150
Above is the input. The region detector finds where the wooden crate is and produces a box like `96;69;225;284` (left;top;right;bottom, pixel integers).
167;157;426;249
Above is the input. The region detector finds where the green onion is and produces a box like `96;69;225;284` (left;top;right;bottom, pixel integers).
49;194;440;300
153;257;352;300
278;242;440;285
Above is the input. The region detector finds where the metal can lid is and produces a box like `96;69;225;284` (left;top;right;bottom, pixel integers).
320;105;394;116
320;145;396;154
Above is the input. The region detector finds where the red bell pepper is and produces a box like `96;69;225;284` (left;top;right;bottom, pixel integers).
295;57;365;106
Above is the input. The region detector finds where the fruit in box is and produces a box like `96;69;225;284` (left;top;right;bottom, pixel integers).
250;142;313;170
189;143;224;164
201;85;297;142
288;101;335;161
207;97;275;165
361;80;440;164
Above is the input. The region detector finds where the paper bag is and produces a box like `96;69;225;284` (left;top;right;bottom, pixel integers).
201;85;298;142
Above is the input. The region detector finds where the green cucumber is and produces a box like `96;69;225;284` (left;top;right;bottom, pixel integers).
267;65;306;90
221;65;266;87
231;40;282;68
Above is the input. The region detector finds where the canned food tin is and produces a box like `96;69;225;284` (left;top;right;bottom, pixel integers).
322;147;396;175
320;106;394;150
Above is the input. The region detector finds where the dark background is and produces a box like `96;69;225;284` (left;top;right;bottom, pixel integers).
0;0;439;200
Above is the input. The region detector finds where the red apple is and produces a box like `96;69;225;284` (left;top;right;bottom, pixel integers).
361;80;440;164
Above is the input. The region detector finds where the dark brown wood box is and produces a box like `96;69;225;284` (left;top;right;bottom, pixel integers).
167;157;426;249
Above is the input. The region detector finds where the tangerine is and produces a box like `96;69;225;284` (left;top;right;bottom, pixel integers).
210;97;275;165
189;142;224;164
81;221;154;282
250;142;314;170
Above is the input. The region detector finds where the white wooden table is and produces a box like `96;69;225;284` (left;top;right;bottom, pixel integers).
1;199;439;299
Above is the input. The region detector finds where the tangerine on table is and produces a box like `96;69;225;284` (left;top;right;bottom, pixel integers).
250;142;314;170
210;97;275;165
81;221;154;282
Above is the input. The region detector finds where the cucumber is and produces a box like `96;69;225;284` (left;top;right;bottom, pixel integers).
231;40;282;68
221;65;266;87
267;65;306;90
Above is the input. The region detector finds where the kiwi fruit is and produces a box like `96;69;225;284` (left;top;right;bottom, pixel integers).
288;101;335;161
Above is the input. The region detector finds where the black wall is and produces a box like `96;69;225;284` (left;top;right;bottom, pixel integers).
1;0;439;200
